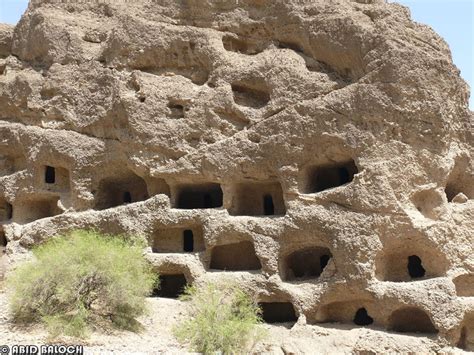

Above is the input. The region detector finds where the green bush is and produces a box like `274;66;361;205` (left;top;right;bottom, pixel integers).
174;283;266;354
7;230;157;338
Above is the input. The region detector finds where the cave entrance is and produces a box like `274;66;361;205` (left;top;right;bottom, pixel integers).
210;241;261;271
258;302;297;324
282;247;332;281
301;160;358;193
407;255;426;278
353;308;373;326
152;226;204;253
152;274;188;299
175;183;223;209
388;307;437;334
94;172;148;210
229;182;286;216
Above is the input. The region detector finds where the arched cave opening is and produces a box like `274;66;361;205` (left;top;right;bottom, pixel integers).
312;300;376;326
388;307;438;334
152;274;188;299
301;160;358;193
94;172;149;210
175;183;223;209
282;247;332;281
210;241;261;271
353;308;373;326
229;182;286;216
258;302;298;324
375;246;446;282
152;226;204;253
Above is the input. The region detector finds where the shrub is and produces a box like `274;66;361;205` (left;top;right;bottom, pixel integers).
174;283;266;354
7;230;157;338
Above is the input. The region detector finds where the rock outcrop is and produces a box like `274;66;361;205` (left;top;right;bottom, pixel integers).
0;0;472;351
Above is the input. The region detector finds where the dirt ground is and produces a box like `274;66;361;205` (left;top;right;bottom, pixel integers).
0;288;466;354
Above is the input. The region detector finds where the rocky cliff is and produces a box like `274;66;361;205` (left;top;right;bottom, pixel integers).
0;0;473;351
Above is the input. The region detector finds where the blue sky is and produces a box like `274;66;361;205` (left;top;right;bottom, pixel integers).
0;0;473;109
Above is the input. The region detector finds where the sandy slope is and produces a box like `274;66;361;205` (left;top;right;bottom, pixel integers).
0;288;467;354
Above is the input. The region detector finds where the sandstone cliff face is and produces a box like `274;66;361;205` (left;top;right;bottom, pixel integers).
0;0;472;350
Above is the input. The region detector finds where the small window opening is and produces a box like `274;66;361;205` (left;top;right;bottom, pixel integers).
123;191;132;204
183;230;194;252
152;274;188;298
353;308;373;326
45;166;56;184
258;302;298;324
408;255;426;279
263;195;274;215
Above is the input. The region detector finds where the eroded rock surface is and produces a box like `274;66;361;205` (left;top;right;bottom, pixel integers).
0;0;473;352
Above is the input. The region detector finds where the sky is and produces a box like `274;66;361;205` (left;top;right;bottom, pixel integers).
0;0;473;109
